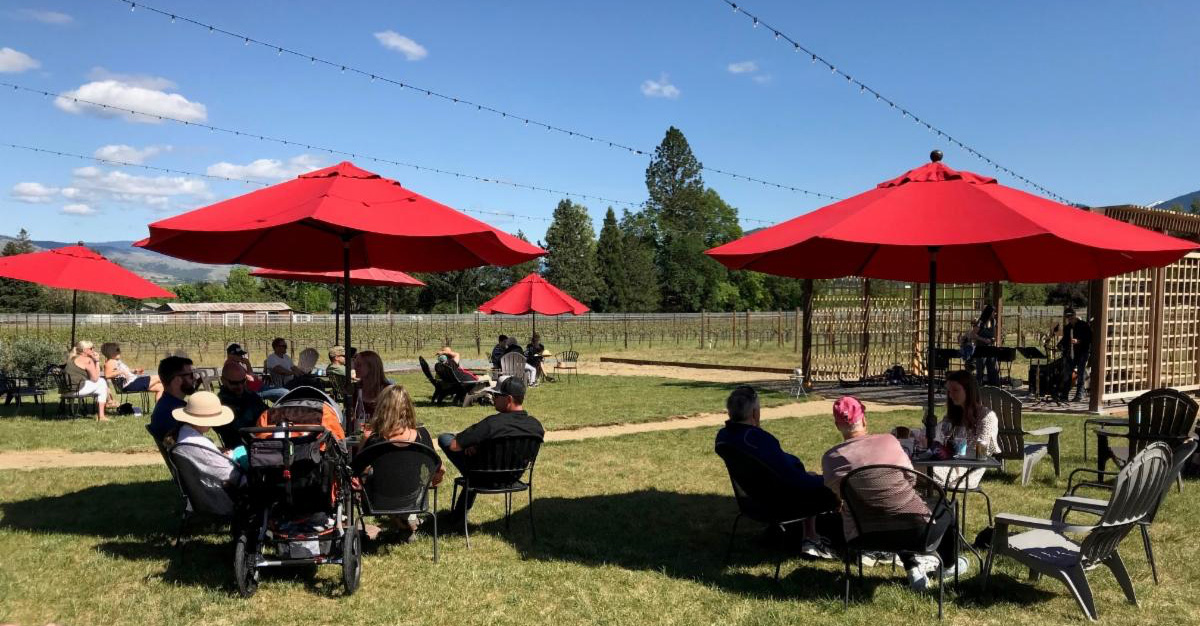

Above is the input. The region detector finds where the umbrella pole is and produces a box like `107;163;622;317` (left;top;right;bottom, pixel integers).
70;289;78;349
342;238;353;416
334;286;340;345
925;247;939;441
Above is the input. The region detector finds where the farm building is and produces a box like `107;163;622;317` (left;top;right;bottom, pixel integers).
152;302;294;316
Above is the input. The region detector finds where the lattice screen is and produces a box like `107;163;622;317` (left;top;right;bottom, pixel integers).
1159;254;1200;390
909;283;990;376
1102;268;1155;398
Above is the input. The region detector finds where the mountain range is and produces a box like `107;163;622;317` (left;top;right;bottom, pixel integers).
1150;189;1200;212
0;235;231;284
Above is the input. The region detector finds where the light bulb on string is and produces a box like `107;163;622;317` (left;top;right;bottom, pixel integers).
752;17;758;27
170;15;175;23
244;38;250;46
130;3;135;11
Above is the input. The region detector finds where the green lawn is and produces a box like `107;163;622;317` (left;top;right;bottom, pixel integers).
0;373;800;453
1;409;1195;625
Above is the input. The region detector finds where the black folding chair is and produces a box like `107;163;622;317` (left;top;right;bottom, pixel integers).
714;441;836;581
353;440;442;562
450;435;542;548
840;464;955;620
167;441;240;552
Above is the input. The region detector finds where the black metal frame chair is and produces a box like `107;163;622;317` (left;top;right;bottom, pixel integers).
146;424;191;543
0;369;50;415
353;439;441;562
714;441;834;581
51;365;96;418
1056;438;1197;585
840;464;955;620
450;435;542;548
167;440;240;550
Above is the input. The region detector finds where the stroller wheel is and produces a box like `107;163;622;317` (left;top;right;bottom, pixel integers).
234;531;259;598
342;522;362;595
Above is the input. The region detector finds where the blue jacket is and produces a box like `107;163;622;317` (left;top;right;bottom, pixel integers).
715;421;826;492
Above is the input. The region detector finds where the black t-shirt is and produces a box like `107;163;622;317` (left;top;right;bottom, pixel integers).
455;410;544;450
526;343;545;366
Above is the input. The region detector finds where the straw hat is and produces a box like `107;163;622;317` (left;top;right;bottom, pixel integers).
172;391;234;427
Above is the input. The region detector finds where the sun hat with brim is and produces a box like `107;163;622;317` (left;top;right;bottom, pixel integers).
172;390;235;427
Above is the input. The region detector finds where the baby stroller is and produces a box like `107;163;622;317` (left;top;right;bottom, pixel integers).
235;386;361;597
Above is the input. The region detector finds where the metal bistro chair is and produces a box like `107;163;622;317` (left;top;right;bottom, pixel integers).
106;376;151;413
1096;388;1198;480
147;424;190;524
552;350;579;383
788;367;808;399
840;464;955;620
353;439;442;562
52;365;95;418
450;435;542;548
0;369;50;415
1055;438;1198;585
983;443;1172;622
981;386;1062;485
714;441;834;581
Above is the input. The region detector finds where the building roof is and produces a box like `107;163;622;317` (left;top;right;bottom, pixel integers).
1096;205;1200;241
156;302;293;313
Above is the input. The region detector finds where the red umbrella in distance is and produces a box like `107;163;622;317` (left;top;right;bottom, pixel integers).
251;266;425;344
707;151;1197;436
0;245;175;347
478;273;590;332
136;161;545;368
250;266;425;288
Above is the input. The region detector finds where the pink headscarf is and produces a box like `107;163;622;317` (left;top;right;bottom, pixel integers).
833;396;866;429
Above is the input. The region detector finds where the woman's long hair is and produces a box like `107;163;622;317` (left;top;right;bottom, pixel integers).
355;350;388;399
368;385;417;439
945;370;984;431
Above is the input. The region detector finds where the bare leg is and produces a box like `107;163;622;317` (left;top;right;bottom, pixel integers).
149;376;164;402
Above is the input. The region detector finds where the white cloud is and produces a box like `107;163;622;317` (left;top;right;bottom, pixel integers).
71;167;209;205
206;155;326;182
727;60;758;74
55;76;207;124
15;9;73;24
373;31;428;61
86;67;175;91
61;203;95;216
0;47;40;73
641;74;680;99
752;74;773;84
93;144;171;165
11;182;59;203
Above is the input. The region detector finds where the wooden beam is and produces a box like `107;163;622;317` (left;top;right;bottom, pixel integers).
1088;278;1109;413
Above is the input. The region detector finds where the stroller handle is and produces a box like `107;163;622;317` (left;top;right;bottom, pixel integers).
239;425;327;435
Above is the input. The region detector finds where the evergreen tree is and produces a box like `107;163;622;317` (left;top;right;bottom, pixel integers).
542;199;604;307
0;229;45;312
594;207;626;312
619;209;660;312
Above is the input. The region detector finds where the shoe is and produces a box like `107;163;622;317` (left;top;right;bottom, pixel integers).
937;557;970;579
906;566;930;592
801;538;835;560
857;550;892;567
1072;394;1083;402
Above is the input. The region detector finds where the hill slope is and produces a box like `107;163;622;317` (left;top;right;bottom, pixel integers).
0;236;230;284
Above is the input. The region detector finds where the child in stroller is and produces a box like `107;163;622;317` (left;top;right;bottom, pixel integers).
234;386;361;597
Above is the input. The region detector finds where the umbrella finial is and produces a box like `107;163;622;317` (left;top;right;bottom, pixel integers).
930;150;943;163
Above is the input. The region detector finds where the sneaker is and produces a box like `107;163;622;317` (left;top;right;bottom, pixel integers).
937;557;971;579
858;550;893;567
906;566;930;592
801;538;835;560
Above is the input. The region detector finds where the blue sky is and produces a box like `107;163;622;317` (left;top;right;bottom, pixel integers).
1;0;1198;243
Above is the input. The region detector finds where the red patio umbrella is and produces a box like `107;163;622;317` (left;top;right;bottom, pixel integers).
707;152;1197;436
478;273;589;333
251;266;425;343
0;245;175;347
136;162;545;373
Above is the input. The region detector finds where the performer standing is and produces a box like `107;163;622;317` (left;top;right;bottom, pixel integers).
973;305;999;386
1058;308;1092;402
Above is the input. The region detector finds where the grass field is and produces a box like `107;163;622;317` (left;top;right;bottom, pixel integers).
0;372;801;453
1;408;1195;626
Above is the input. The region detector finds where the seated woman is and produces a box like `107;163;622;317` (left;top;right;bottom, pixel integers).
101;342;164;402
354;385;445;535
351;350;392;432
932;370;1000;490
66;340;109;422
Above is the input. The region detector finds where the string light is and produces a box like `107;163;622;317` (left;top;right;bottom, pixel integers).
0;141;778;233
716;0;1071;204
0;81;643;208
111;0;837;200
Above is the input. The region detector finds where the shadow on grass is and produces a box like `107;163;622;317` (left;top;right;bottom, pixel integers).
658;379;795;395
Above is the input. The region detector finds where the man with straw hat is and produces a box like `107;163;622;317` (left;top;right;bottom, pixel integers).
168;391;245;513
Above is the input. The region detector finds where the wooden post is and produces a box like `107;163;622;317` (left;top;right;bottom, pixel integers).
859;279;873;379
990;281;1003;346
777;310;783;347
1149;267;1167;389
793;306;801;353
1088;278;1109;413
744;310;751;348
624;313;629;349
800;280;814;387
731;311;737;348
699;310;706;349
474;312;481;355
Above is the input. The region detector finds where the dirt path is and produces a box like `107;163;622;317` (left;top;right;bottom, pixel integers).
0;399;919;470
583;361;789;383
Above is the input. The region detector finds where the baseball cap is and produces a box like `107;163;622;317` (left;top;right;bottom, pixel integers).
484;375;526;402
226;343;247;356
833;396;866;428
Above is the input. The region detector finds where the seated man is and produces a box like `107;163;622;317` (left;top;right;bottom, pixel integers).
327;345;348;379
715;385;837;559
224;343;261;392
490;335;508;370
163;391;243;516
262;337;303;401
214;362;269;449
148;355;195;440
820;396;966;591
438;376;543;520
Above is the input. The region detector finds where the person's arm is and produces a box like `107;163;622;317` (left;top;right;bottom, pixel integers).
82;358;100;382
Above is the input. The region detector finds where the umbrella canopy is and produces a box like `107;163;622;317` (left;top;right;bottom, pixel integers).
250;266;425;287
0;245;175;347
478;273;590;316
707;156;1195;283
706;152;1197;437
136;161;544;272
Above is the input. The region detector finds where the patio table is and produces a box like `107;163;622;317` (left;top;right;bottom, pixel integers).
911;454;1002;584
